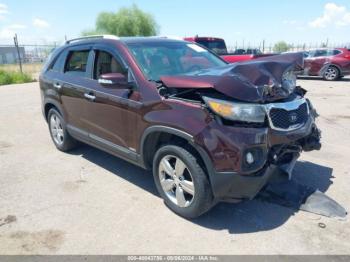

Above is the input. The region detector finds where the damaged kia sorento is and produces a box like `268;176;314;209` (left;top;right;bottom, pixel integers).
40;36;322;218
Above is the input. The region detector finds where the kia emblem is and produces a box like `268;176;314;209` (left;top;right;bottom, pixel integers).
289;113;298;123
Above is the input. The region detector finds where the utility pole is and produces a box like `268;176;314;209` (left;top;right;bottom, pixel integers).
262;39;265;53
13;34;23;74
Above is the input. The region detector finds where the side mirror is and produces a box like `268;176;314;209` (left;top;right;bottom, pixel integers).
98;73;129;88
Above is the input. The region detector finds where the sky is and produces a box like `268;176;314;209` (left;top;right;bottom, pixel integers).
1;0;350;47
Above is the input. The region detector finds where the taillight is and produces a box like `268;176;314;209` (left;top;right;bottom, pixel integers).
344;50;350;59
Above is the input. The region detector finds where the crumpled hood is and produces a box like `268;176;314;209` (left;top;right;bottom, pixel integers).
160;53;304;103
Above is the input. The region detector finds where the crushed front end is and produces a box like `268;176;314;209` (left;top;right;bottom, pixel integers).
195;93;321;201
160;53;322;201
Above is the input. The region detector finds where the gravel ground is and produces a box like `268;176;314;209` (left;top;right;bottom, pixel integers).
0;77;349;254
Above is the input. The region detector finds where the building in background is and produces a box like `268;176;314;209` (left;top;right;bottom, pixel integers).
0;46;25;64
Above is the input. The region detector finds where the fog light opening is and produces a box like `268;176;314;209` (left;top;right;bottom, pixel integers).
246;152;255;165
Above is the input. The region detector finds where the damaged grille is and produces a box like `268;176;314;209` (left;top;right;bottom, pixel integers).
267;100;309;131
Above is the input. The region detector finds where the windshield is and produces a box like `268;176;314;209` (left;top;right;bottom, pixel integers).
233;49;262;55
126;41;227;81
195;39;227;55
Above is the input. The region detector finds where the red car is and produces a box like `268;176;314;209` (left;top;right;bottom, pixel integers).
184;36;274;63
303;48;350;80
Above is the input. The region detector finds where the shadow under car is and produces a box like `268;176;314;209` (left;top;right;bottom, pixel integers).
69;144;334;234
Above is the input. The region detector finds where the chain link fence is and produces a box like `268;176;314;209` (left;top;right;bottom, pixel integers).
0;44;57;79
1;40;350;80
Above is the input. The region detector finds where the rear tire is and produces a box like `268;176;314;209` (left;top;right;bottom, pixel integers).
153;144;214;218
323;66;340;81
48;108;78;152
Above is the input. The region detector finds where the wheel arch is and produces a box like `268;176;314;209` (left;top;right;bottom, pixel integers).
140;126;214;178
320;63;342;77
43;99;64;122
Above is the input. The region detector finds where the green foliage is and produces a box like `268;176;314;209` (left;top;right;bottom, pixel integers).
273;41;290;53
0;70;33;85
83;4;159;37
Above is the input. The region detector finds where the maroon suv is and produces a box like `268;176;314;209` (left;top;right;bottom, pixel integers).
303;48;350;80
40;36;321;218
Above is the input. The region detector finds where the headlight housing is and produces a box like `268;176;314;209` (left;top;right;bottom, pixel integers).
281;68;297;94
203;96;266;123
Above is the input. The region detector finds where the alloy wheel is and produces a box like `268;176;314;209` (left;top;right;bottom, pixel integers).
158;155;195;208
324;67;338;80
50;114;64;145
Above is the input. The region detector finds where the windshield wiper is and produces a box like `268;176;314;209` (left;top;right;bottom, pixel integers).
148;79;162;83
148;79;164;89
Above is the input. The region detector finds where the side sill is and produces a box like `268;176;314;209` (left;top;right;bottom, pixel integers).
66;124;146;169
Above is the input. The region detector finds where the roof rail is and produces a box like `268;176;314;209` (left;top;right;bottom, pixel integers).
156;35;183;41
65;35;119;44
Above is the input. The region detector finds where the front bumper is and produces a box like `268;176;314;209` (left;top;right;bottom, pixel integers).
211;165;279;200
197;114;321;200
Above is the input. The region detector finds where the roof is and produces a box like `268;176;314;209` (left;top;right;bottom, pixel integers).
184;36;224;41
119;36;185;44
308;47;348;51
64;35;185;46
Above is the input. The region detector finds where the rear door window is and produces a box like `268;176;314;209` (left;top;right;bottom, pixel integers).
65;50;90;76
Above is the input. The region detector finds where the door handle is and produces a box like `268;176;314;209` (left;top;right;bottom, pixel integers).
53;82;62;89
84;93;96;101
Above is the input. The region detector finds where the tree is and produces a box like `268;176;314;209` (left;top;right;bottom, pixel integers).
273;41;290;53
82;4;159;37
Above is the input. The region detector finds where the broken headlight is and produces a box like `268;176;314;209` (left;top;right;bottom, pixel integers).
281;68;297;94
203;96;266;123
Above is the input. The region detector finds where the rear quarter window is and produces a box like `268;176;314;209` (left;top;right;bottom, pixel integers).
49;51;66;72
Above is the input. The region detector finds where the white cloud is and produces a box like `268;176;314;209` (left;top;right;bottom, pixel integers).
0;24;27;41
33;18;50;28
0;3;9;20
309;3;350;28
0;3;9;14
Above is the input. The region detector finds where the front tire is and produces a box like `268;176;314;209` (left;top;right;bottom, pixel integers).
153;144;214;218
323;66;340;81
48;108;78;152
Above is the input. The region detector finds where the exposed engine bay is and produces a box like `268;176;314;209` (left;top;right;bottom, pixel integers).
156;53;322;160
155;53;329;214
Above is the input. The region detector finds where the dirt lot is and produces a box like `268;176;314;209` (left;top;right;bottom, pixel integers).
0;77;350;255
